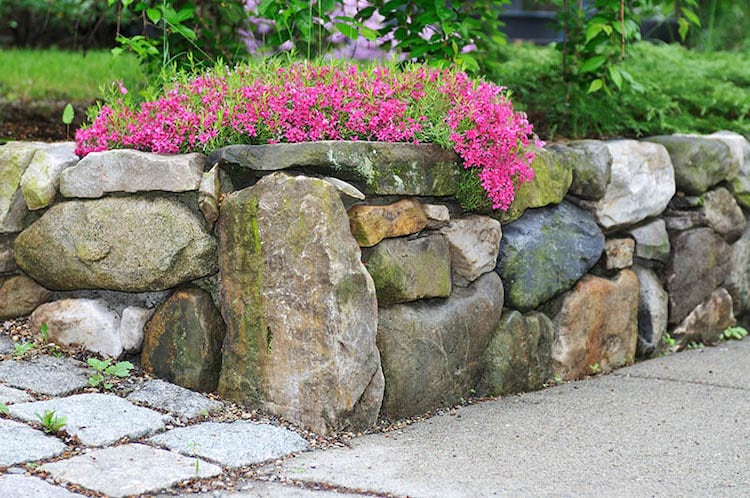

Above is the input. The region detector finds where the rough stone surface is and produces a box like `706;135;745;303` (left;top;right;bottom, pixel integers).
644;134;734;195
476;310;556;396
362;234;451;305
587;140;675;230
666;227;732;325
209;141;459;196
30;298;125;358
126;379;223;419
0;142;45;233
42;444;221;498
347;199;428;247
671;288;736;346
725;132;750;208
60;149;204;198
567;140;613;200
0;333;12;354
0;235;16;274
198;163;222;224
494;145;573;223
142;286;225;392
0;273;52;320
10;393;168;446
0;475;84;497
703;187;746;243
119;305;153;353
726;221;750;317
632;265;669;358
320;176;365;200
15;196;218;292
439;215;502;287
603;238;635;270
0;355;89;396
423;203;450;229
149;421;310;467
0;384;33;404
545;270;639;380
218;173;383;435
377;272;504;419
496;201;605;311
628;219;671;263
20;142;78;210
0;419;67;467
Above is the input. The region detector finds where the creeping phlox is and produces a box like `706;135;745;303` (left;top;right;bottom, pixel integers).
76;63;540;210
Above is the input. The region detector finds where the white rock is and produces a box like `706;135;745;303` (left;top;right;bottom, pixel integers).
198;163;221;224
592;140;675;230
632;265;668;357
439;215;502;287
628;218;671;263
119;306;153;353
423;203;450;229
20;142;78;210
60;149;205;198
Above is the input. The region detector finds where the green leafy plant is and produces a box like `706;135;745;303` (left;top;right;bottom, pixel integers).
13;341;34;358
589;363;602;374
87;358;134;390
62;103;75;140
0;402;8;415
35;410;67;434
686;341;704;350
721;326;749;341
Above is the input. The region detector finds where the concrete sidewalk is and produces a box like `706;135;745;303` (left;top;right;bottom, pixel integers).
261;340;750;497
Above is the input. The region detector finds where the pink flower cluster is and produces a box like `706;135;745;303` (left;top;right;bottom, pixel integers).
75;63;539;210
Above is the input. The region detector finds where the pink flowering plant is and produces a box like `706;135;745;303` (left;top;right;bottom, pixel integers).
76;61;539;210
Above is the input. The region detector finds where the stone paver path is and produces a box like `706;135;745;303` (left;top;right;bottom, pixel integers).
126;379;223;420
0;356;89;395
0;474;85;497
0;419;67;467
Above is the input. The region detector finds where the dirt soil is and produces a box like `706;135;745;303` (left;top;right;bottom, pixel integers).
0;99;93;143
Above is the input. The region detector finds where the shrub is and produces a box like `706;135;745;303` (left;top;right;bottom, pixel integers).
76;60;539;210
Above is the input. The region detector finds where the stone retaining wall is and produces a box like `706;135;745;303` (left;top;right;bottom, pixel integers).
2;133;749;434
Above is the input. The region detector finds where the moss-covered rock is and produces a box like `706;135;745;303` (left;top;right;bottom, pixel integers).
0;142;45;233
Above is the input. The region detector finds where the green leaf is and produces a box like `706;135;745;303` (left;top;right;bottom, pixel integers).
146;7;161;24
678;18;689;41
587;79;604;93
87;358;110;372
585;24;604;44
608;65;623;90
682;8;701;27
335;22;359;40
580;55;607;73
62;104;74;125
106;361;134;378
0;402;8;415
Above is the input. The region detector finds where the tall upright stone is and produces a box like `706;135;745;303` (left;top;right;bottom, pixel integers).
218;173;382;435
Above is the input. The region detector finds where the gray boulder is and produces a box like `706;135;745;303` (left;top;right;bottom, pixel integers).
218;173;382;435
671;288;736;346
60;149;205;198
725;221;750;317
377;272;504;419
632;265;668;357
665;227;732;325
476;309;556;396
567;140;612;200
0;142;46;233
362;233;452;306
644;134;735;195
14;196;217;292
20;142;78;210
628;219;671;263
496;201;604;311
439;215;502;287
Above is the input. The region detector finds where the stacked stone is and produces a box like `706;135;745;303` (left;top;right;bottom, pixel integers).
2;131;750;434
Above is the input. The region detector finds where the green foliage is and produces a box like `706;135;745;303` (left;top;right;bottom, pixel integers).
721;326;749;341
13;341;34;358
35;410;67;434
588;362;602;374
486;42;750;140
87;358;134;390
0;402;8;415
661;332;677;349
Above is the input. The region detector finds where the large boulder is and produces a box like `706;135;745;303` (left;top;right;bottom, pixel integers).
14;196;217;292
665;227;732;325
60;149;204;198
567;140;613;200
493;146;573;223
142;287;225;392
724;132;750;208
0;274;52;320
439;215;502;287
664;188;745;243
0;142;46;233
724;221;750;317
545;270;639;380
217;173;382;435
476;309;556;396
671;288;736;346
644;134;735;195
209;141;459;196
632;265;668;358
496;201;604;311
362;234;452;306
583;140;675;230
19;143;78;210
377;272;503;419
627;219;671;263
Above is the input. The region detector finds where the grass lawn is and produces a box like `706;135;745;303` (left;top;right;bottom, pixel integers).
0;48;143;102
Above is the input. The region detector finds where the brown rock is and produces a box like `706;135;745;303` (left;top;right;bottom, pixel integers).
0;274;52;320
603;238;635;270
546;270;639;380
142;287;225;392
671;288;735;346
347;199;428;247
